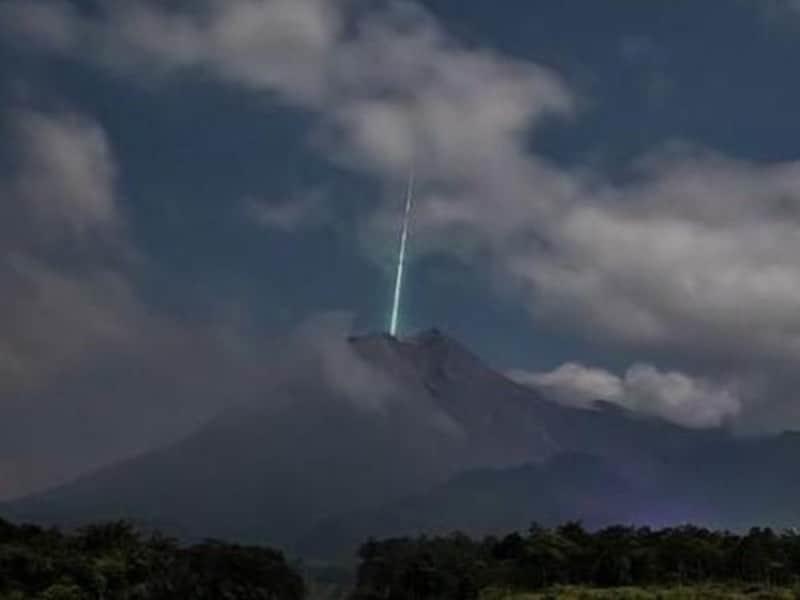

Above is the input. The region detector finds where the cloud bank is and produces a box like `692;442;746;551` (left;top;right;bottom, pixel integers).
510;363;741;429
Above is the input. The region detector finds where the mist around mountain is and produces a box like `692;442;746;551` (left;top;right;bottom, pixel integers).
3;328;800;559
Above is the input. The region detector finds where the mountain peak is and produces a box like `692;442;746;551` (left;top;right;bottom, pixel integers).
347;327;450;344
347;328;483;380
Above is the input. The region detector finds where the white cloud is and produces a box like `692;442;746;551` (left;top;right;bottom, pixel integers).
243;188;328;231
623;364;741;428
279;313;463;436
0;0;573;177
508;152;800;361
511;362;741;429
284;312;398;414
14;111;119;233
510;363;624;405
1;110;119;244
0;0;343;102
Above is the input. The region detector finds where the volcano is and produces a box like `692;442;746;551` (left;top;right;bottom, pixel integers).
5;329;800;558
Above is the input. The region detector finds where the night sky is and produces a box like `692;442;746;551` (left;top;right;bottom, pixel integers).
2;0;800;499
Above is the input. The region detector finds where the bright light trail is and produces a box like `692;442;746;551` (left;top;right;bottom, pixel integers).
389;170;415;337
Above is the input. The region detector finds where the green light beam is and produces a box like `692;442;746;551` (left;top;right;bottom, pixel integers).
390;170;415;337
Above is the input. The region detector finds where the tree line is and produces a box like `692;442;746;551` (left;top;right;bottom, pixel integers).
6;517;800;599
351;523;800;599
0;518;304;599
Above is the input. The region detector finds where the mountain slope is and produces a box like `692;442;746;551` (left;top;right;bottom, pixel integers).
296;452;642;558
4;329;800;556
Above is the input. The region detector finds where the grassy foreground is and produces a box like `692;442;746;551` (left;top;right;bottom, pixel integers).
480;585;800;599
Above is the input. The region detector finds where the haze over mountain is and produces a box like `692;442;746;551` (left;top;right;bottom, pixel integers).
5;329;800;559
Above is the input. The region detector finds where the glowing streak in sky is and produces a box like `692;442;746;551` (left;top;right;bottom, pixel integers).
390;170;415;337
